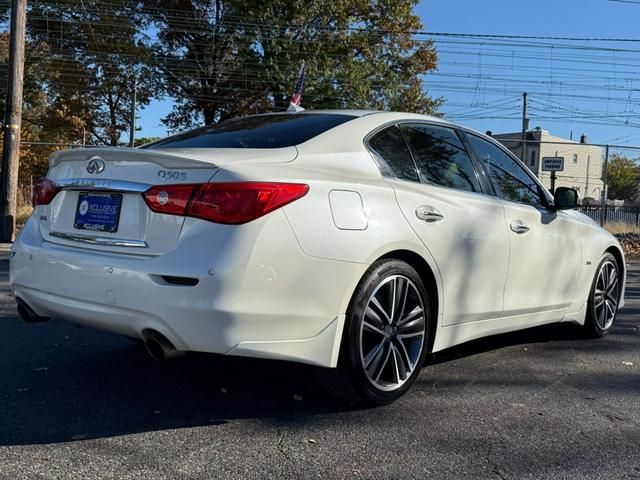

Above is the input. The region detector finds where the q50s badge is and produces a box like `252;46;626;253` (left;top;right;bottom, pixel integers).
157;170;187;181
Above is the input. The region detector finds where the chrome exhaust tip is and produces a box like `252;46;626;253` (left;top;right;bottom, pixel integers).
15;298;51;323
144;332;185;361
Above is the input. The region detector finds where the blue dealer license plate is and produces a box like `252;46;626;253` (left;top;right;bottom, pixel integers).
74;192;123;233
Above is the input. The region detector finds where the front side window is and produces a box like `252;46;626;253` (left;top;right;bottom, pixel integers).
465;133;545;207
367;126;419;182
401;124;481;193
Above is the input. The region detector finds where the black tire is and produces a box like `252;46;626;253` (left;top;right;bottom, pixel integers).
584;252;621;338
316;259;431;405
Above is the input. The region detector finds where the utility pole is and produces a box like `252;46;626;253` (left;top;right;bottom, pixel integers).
0;0;28;242
600;145;610;227
129;74;137;148
520;92;528;164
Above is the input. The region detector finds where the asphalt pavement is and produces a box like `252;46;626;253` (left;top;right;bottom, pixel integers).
0;245;639;479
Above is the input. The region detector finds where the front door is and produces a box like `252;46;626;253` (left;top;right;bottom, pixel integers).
463;132;582;315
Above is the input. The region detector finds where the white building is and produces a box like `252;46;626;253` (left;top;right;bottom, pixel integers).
494;128;604;201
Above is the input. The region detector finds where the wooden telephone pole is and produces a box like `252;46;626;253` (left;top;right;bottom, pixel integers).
0;0;27;242
520;92;528;164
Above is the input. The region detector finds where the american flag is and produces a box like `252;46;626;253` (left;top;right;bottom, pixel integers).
290;63;306;106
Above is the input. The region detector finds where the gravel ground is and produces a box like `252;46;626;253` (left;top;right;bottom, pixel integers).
615;233;640;261
0;249;639;479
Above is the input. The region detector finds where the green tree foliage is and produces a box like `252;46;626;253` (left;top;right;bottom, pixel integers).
1;0;440;187
134;136;161;147
143;0;440;131
607;154;640;201
26;0;158;145
0;32;55;183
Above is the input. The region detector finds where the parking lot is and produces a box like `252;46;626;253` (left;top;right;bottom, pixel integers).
0;247;638;479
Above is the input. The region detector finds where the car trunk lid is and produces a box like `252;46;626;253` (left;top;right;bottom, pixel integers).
40;146;297;255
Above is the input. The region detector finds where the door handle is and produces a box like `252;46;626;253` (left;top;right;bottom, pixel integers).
510;220;530;234
415;205;444;223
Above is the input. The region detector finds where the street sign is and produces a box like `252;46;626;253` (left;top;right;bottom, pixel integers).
542;156;565;172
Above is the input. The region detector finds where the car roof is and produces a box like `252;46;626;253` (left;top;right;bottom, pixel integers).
288;110;458;156
292;109;380;117
250;109;453;124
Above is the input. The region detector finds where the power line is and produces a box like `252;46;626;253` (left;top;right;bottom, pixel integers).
3;4;640;135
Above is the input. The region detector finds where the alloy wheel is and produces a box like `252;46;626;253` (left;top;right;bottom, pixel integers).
593;260;619;331
359;275;426;392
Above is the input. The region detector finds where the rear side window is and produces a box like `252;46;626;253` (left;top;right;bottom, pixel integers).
146;114;356;149
401;124;481;193
464;133;545;207
367;126;419;182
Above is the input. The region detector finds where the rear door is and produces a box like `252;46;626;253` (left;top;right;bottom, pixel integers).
369;123;510;325
463;132;582;315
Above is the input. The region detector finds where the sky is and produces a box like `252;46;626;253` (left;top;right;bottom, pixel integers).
137;0;640;146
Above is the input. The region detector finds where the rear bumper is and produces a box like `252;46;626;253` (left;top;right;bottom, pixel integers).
10;212;366;367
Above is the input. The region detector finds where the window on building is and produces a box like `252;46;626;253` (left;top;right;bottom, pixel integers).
530;150;536;168
573;153;578;164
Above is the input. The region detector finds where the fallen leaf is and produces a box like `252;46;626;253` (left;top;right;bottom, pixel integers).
622;361;634;366
220;387;228;394
34;367;48;372
293;394;303;401
302;438;316;444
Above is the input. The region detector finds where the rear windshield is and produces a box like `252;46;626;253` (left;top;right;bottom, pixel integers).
145;113;356;149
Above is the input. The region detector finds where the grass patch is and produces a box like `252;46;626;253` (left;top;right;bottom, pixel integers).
604;222;640;236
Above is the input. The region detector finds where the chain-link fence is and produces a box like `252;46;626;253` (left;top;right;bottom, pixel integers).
3;138;640;231
496;135;640;231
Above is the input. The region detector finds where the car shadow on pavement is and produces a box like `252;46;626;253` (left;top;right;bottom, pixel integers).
429;314;639;366
0;302;637;447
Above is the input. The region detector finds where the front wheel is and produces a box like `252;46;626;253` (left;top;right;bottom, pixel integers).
584;253;621;338
316;259;430;405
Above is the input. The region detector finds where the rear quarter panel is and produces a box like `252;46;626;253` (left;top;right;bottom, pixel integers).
212;160;445;318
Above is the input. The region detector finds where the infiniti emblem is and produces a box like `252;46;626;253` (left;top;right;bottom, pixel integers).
86;157;106;174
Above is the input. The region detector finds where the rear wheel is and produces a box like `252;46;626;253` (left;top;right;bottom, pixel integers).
316;259;430;405
584;253;621;338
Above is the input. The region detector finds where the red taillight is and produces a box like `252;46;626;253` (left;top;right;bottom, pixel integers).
143;182;309;224
32;178;60;206
143;184;199;215
188;182;309;224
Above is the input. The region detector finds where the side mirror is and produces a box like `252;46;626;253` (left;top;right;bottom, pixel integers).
554;187;579;210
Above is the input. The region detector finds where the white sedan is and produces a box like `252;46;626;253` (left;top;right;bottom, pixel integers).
10;111;625;404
